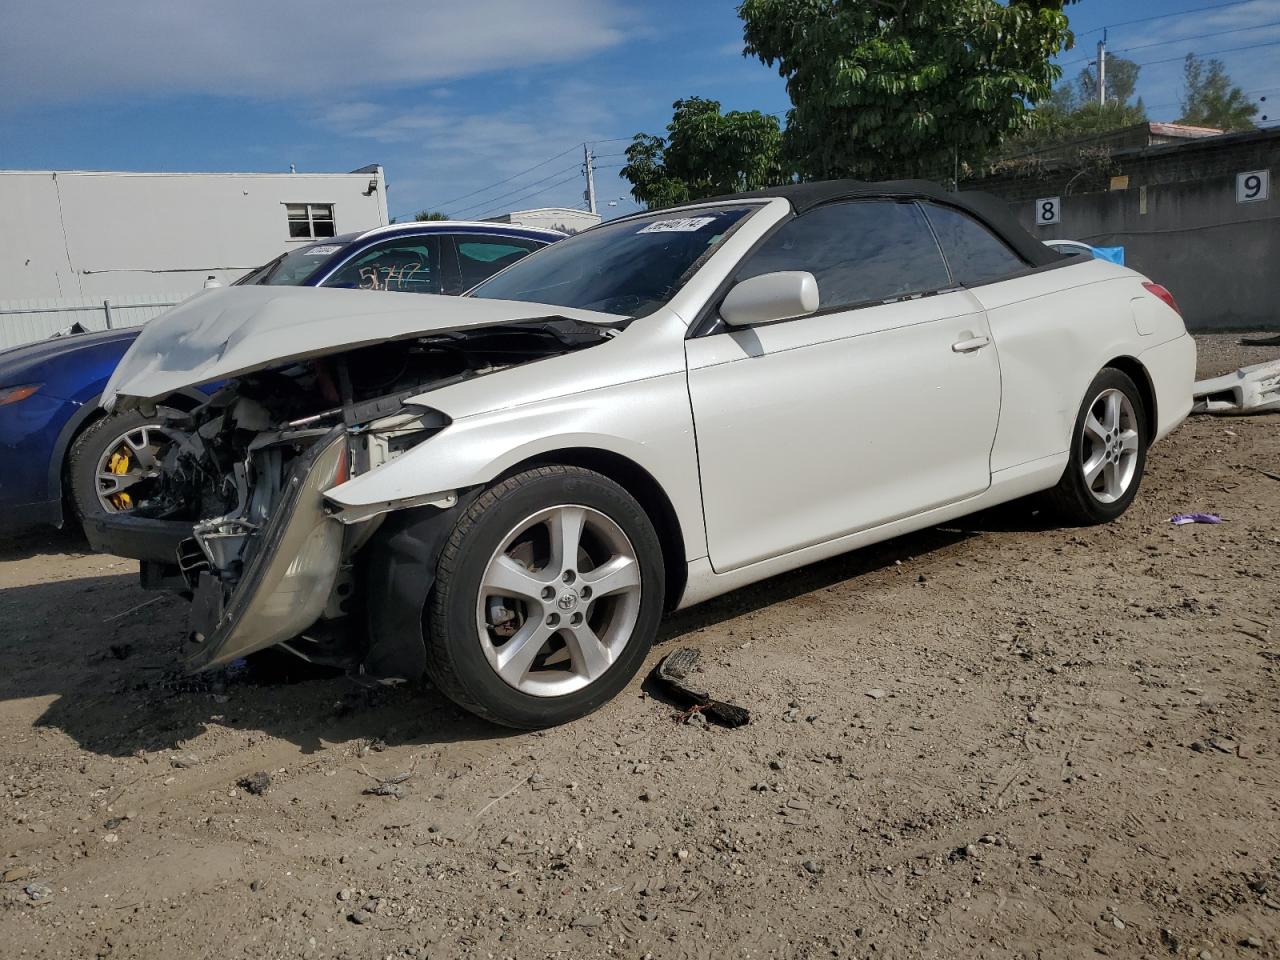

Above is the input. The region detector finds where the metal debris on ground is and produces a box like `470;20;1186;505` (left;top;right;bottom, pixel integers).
362;782;407;798
237;771;272;795
1170;513;1223;525
359;755;419;798
653;648;751;728
102;595;165;624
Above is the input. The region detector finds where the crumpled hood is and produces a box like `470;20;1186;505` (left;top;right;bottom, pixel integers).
103;286;621;407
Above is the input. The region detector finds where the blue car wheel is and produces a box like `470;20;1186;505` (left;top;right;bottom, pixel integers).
67;411;178;524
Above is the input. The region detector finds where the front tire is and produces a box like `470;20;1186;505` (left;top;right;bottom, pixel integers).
67;411;176;525
1045;368;1148;525
426;466;665;729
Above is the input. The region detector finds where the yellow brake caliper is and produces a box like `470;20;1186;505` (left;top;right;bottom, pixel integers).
107;449;133;510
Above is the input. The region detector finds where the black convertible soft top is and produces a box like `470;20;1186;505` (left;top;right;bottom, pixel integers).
705;179;1058;268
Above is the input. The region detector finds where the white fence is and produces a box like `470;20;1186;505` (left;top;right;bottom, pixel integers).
0;294;185;350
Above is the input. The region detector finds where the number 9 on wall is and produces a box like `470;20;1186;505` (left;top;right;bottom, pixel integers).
1237;170;1270;204
1035;196;1061;226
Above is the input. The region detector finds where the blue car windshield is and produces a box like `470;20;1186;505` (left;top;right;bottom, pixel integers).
467;205;759;318
238;236;360;286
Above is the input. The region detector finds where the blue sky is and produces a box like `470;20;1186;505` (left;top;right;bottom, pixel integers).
1;0;1277;222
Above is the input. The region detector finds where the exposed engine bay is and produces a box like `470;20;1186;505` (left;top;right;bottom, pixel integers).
95;318;612;675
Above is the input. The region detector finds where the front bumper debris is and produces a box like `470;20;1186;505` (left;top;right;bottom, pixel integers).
1192;360;1280;416
184;429;349;671
83;513;192;563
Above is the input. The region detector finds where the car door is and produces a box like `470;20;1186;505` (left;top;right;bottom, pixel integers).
685;199;1002;573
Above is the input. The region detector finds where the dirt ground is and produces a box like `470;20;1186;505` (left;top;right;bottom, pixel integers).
1;334;1277;960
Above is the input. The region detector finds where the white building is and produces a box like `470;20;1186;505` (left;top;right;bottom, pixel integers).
0;166;388;346
487;206;600;234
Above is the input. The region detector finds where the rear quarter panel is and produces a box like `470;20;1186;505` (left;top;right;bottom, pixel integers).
974;260;1183;472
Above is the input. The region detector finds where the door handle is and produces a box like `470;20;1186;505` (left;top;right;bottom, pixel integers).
952;335;991;353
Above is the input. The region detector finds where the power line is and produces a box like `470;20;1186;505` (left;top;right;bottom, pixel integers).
409;136;635;219
1073;0;1267;39
471;171;587;221
1061;1;1280;66
1111;19;1280;56
1145;83;1279;111
1136;37;1280;66
451;161;582;219
424;143;583;212
1062;30;1280;71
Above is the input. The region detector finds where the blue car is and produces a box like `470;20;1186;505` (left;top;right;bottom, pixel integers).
0;221;562;534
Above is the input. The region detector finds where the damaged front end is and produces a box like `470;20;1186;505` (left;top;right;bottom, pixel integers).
90;310;613;677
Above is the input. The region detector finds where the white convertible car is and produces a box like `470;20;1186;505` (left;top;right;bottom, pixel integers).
92;180;1196;728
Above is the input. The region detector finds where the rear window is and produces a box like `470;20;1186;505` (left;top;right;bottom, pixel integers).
922;204;1028;286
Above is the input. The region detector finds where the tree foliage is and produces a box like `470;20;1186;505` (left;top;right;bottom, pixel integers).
622;97;786;208
1077;52;1140;107
414;210;450;221
1010;53;1147;153
737;0;1077;180
1179;54;1258;131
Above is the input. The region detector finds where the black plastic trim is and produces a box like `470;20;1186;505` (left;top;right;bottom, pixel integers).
358;489;481;681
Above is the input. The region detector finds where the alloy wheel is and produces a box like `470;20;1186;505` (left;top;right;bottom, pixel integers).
475;505;643;697
95;424;173;513
1080;388;1140;504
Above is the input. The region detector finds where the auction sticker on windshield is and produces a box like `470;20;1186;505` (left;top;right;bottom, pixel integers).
305;245;342;256
638;216;718;234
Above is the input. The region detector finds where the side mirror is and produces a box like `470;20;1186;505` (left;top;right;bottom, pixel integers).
719;271;820;328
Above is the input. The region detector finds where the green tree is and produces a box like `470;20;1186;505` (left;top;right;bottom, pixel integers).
414;210;450;221
1010;54;1147;153
737;0;1077;180
1078;52;1141;107
1179;53;1258;131
622;97;786;208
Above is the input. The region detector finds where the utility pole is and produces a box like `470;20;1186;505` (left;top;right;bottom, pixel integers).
1096;30;1107;107
583;143;597;215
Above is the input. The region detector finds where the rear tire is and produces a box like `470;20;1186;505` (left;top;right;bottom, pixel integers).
425;465;664;728
1045;368;1148;525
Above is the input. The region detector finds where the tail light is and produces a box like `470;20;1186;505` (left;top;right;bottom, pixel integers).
1142;281;1182;317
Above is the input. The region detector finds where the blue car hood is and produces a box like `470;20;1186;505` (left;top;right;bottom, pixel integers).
0;328;139;380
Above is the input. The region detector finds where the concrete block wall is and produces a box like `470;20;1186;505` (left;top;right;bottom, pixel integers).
967;129;1280;329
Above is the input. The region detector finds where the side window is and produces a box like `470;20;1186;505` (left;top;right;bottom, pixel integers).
322;236;441;293
735;200;951;311
921;204;1028;286
454;236;543;290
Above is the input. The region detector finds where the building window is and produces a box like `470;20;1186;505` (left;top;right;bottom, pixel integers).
286;203;336;239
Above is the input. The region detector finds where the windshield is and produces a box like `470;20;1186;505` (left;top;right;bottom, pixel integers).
468;205;759;317
236;236;358;286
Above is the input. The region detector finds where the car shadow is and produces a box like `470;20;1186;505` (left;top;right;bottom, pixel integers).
2;497;1052;757
0;525;91;562
1;569;512;759
656;497;1052;640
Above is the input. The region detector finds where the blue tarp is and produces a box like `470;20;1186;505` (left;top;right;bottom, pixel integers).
1092;246;1125;265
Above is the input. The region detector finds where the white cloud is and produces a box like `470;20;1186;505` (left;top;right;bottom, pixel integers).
0;0;629;108
314;80;641;219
